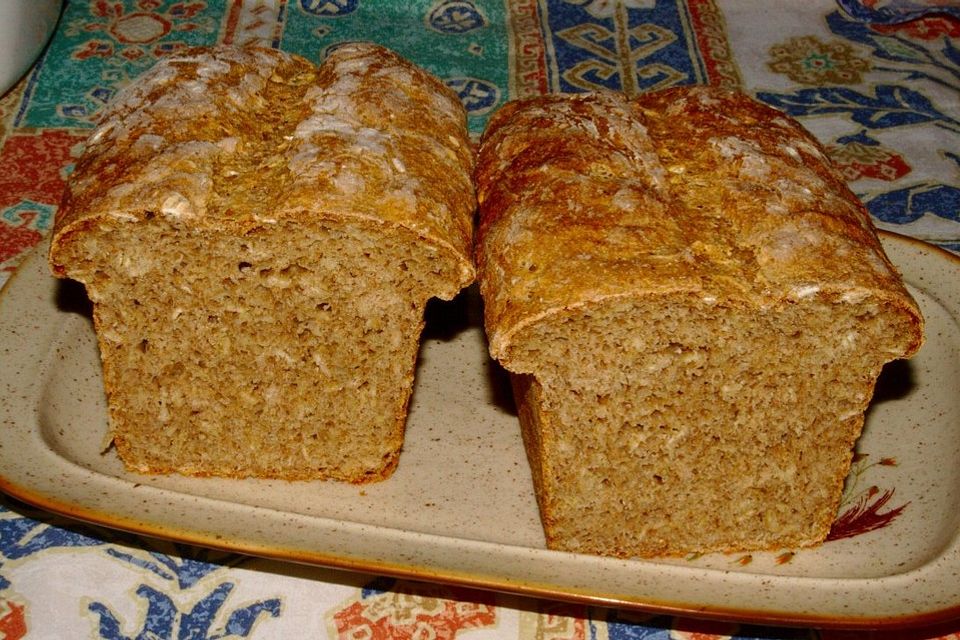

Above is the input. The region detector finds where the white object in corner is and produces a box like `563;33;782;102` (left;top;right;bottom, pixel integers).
0;0;62;96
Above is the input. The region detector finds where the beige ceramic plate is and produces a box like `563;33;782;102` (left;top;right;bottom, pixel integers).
1;232;959;628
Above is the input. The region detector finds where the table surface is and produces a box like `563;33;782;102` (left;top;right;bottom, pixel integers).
1;0;959;638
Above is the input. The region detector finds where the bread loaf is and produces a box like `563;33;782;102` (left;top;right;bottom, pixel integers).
474;86;924;557
49;44;476;482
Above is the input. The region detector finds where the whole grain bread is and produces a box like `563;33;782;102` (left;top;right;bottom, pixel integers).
50;44;476;482
475;86;923;557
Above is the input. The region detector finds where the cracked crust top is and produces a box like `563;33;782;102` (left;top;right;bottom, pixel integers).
51;43;476;298
474;86;922;362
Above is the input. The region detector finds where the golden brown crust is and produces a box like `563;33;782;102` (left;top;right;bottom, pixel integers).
51;43;475;295
475;87;923;364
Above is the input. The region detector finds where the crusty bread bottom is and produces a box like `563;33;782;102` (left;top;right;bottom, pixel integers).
63;216;454;482
507;294;916;557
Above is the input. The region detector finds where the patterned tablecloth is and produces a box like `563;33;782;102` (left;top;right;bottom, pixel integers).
1;0;959;638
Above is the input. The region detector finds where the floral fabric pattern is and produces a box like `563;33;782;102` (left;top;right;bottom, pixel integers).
0;0;958;638
767;36;872;85
756;4;960;241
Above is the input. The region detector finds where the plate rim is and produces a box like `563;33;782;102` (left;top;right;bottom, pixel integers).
2;230;960;630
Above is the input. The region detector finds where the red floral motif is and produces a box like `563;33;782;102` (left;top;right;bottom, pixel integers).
1;207;47;267
0;131;84;211
91;0;122;19
0;131;83;275
827;455;907;541
77;0;209;61
827;486;908;541
169;2;206;19
871;15;960;40
121;46;148;61
827;138;912;182
330;581;496;640
0;597;27;640
109;12;173;44
73;39;115;60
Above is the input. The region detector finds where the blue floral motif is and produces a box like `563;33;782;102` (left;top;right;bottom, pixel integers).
1;503;106;622
427;0;487;34
836;0;960;25
864;183;960;224
87;544;280;639
89;582;281;640
602;609;818;639
1;504;106;559
0;503;282;639
757;82;960;225
103;548;226;589
757;7;960;232
445;77;500;115
939;242;960;253
836;129;882;147
756;85;960;134
605;619;670;639
825;10;960;93
299;0;360;17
